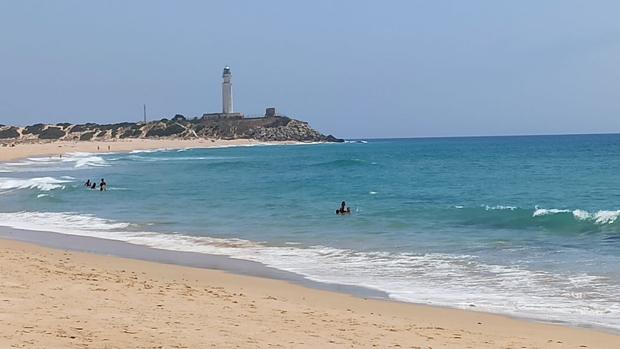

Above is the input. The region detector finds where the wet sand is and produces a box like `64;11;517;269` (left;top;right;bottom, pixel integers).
1;233;619;348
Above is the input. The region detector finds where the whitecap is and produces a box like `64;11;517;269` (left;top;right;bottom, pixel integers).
61;153;109;168
533;207;620;225
572;209;591;220
0;177;72;192
532;207;570;217
1;153;110;171
129;148;171;154
592;210;620;224
484;205;517;211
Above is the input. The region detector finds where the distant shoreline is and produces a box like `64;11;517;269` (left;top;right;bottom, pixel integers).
0;116;343;150
0;138;311;162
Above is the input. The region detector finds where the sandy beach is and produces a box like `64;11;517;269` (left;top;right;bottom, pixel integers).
0;138;300;162
4;0;619;346
0;238;618;349
1;139;620;348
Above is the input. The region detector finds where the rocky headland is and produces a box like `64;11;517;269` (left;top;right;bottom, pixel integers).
0;115;343;145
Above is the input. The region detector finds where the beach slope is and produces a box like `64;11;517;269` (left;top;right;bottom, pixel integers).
1;239;618;348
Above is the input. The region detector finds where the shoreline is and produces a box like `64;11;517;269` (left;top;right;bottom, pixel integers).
1;231;619;348
1;139;619;346
0;138;308;162
2;225;620;335
0;226;387;300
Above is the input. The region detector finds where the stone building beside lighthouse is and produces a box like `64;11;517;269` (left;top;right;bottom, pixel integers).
203;66;244;120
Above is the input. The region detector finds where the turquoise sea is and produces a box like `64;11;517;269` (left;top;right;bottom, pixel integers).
1;135;619;330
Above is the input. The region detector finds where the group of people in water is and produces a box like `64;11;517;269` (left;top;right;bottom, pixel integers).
336;201;351;215
85;178;107;191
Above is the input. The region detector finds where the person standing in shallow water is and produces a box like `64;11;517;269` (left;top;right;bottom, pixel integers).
99;178;107;191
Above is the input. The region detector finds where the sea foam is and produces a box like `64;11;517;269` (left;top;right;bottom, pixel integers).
0;177;72;192
0;211;619;330
1;153;109;172
533;207;620;224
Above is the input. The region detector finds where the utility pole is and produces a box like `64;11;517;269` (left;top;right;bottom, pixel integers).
143;104;147;124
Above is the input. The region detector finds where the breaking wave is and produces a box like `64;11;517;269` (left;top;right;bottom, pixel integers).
0;177;73;192
0;211;619;330
0;153;109;172
64;153;109;168
533;207;620;225
449;205;620;233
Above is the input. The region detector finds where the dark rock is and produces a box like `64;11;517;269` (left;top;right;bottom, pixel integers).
39;127;66;139
0;127;20;139
325;135;344;142
145;123;185;137
23;123;46;135
69;124;98;133
98;122;137;131
79;131;96;141
120;128;142;138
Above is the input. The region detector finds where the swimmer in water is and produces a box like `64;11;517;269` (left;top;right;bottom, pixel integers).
336;201;351;215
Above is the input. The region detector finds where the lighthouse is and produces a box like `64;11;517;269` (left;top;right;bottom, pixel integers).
202;66;244;120
222;66;233;114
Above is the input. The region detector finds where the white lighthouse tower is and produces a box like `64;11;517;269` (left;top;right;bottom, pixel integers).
202;66;244;120
222;66;233;114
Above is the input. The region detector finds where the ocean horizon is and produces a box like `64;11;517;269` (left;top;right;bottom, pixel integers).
353;131;620;140
1;134;619;331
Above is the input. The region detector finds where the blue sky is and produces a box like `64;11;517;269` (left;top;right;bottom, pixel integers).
1;1;619;138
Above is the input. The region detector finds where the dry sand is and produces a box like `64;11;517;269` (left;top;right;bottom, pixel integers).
0;138;299;162
1;238;618;349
